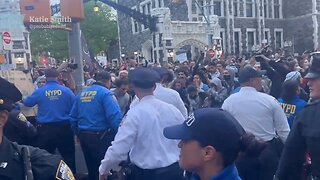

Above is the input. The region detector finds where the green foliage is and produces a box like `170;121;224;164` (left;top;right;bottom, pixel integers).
29;1;118;60
81;1;118;55
30;29;68;60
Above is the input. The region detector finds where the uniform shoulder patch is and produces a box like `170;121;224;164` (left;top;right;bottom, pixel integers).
55;160;75;180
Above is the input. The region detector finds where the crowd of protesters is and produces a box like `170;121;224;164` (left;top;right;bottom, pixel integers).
18;46;319;180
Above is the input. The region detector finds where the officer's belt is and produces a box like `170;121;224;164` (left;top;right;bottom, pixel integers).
36;120;70;127
130;162;179;177
78;129;106;135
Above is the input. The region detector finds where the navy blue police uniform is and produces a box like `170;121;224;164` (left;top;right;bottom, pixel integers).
4;108;37;145
70;71;122;180
0;77;75;180
22;68;76;173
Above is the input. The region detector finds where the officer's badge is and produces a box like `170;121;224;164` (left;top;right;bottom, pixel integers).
17;113;27;122
55;160;75;180
0;99;3;105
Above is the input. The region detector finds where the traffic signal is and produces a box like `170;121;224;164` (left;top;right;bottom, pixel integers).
41;56;47;64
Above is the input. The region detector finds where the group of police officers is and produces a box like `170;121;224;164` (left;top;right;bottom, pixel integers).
0;53;320;180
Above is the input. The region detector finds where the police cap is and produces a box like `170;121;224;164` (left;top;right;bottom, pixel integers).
0;77;22;111
128;68;160;89
305;53;320;79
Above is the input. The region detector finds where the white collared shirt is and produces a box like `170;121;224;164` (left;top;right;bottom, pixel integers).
130;83;188;119
222;87;290;143
99;95;184;175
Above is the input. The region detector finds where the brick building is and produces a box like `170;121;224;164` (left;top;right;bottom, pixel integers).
116;0;320;62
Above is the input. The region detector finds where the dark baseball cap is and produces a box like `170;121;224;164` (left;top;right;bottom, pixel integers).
305;56;320;79
129;68;160;89
94;71;111;81
238;66;266;83
44;68;59;78
164;108;245;157
0;77;22;111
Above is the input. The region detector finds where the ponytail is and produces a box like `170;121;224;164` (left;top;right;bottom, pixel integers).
239;133;267;157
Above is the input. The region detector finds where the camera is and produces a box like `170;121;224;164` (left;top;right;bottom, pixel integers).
254;45;272;62
67;63;78;69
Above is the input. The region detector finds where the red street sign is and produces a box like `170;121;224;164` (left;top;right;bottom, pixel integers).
2;32;11;45
208;48;215;58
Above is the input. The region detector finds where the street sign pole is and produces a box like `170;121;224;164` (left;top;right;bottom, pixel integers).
68;22;84;93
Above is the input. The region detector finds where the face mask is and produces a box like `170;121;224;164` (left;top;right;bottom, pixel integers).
224;75;231;80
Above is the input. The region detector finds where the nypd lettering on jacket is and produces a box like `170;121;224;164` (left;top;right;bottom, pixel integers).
22;80;75;123
45;90;63;100
278;103;296;116
80;91;97;102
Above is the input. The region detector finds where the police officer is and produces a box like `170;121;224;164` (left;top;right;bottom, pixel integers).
275;53;320;179
70;71;122;180
99;68;185;180
163;108;265;180
222;66;290;180
22;68;76;173
0;77;74;180
130;67;188;118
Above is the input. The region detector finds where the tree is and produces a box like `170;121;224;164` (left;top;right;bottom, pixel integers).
80;1;118;55
29;1;118;61
30;29;68;62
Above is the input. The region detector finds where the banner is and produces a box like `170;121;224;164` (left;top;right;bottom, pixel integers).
176;53;188;63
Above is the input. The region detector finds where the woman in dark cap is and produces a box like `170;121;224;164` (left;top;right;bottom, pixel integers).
164;108;266;180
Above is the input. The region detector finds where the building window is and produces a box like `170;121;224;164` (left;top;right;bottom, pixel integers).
192;0;197;14
12;41;24;49
152;0;156;8
159;33;163;47
275;30;283;49
274;0;280;18
234;30;241;55
246;0;254;17
140;1;152;31
264;29;270;44
263;0;268;18
268;0;273;18
213;0;222;16
153;34;156;47
239;0;245;17
166;40;172;46
220;29;226;52
234;0;239;17
14;53;24;58
131;7;139;34
157;0;163;8
246;29;256;51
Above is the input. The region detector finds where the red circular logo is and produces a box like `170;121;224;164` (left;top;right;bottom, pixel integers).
2;32;11;45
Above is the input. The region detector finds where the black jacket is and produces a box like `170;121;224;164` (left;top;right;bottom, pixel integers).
261;61;290;99
0;137;74;180
276;100;320;179
4;109;37;145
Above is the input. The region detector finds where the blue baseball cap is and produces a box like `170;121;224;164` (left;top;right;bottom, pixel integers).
238;66;266;83
164;108;245;156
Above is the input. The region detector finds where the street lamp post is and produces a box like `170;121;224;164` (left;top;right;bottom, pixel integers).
121;54;125;63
